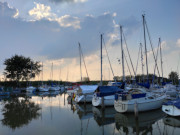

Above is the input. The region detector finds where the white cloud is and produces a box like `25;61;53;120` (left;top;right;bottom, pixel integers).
56;15;81;29
29;2;55;20
50;0;88;4
28;2;80;29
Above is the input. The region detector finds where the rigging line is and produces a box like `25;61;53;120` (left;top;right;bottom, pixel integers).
102;36;115;80
124;52;132;77
122;31;136;77
142;14;149;81
176;53;180;75
85;118;90;135
145;18;160;77
78;43;82;82
135;44;141;75
153;38;161;84
140;43;145;82
159;38;164;82
80;44;89;79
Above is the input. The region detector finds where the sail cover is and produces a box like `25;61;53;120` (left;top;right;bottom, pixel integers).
79;85;98;94
96;86;123;97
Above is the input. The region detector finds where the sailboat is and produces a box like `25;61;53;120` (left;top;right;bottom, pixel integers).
74;42;98;103
38;63;49;92
49;63;60;91
26;62;36;93
162;98;180;116
92;30;126;107
114;15;166;113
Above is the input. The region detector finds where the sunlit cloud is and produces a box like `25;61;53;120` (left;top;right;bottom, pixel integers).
56;15;81;29
28;2;80;29
28;2;56;20
50;0;88;4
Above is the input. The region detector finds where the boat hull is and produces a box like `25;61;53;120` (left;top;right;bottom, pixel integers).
162;105;180;116
114;95;166;113
92;95;114;107
75;94;93;103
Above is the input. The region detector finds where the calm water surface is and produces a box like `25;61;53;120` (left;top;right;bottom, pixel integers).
0;92;180;135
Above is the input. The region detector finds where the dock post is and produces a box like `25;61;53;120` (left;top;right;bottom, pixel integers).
134;101;138;118
84;94;86;105
134;101;139;135
101;96;105;109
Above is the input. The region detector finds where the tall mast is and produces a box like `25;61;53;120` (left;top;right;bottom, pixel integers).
140;43;144;82
159;38;163;82
79;42;82;82
142;14;149;81
51;63;53;80
120;26;125;82
42;62;43;85
100;34;103;86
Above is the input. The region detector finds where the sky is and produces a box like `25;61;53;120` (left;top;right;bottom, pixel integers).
0;0;180;82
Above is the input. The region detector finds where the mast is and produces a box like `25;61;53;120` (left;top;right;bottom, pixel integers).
51;63;53;81
42;62;43;85
142;14;149;81
120;26;125;82
159;38;163;82
79;42;82;82
100;34;103;86
140;43;144;82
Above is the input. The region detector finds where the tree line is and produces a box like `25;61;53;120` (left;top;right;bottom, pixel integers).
0;55;179;87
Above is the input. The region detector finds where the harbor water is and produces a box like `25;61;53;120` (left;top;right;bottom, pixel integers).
0;92;180;135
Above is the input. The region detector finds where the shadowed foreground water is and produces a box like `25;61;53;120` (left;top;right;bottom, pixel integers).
0;92;180;135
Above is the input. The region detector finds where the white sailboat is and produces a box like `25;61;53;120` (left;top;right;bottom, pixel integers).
92;34;124;107
38;63;49;92
114;15;166;113
26;62;36;93
75;85;98;103
49;63;60;91
74;42;97;103
162;98;180;116
114;88;166;112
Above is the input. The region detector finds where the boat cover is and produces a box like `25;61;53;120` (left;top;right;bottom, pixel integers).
79;85;98;94
137;82;150;89
96;86;123;97
163;98;180;109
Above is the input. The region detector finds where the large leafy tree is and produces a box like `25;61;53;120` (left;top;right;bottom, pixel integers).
168;71;179;85
3;55;41;81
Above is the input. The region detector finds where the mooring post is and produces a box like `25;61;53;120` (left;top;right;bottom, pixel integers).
134;100;139;135
101;96;105;109
84;94;86;105
134;101;138;118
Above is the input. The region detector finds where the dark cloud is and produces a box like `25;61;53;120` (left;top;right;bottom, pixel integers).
0;2;17;17
120;16;141;37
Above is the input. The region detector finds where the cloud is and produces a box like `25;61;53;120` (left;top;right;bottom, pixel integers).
0;2;18;18
0;1;141;65
49;0;87;4
28;3;81;29
56;15;81;29
28;2;55;20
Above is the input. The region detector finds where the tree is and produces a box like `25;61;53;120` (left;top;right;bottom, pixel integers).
3;55;41;82
168;71;179;85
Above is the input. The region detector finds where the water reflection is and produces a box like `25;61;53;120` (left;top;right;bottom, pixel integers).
92;107;116;126
115;109;166;135
1;97;41;130
163;116;180;127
